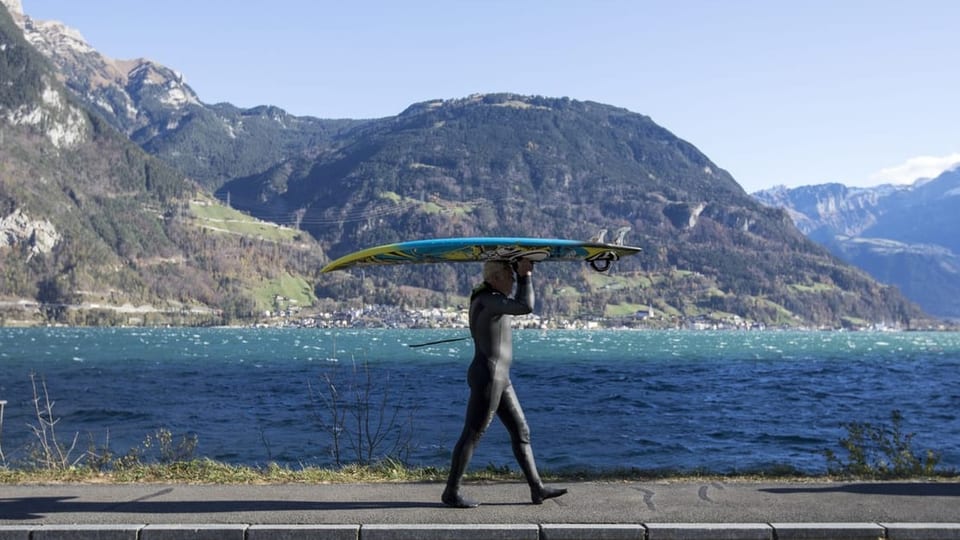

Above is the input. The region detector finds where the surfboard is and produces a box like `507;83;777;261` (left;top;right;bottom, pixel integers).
321;236;642;273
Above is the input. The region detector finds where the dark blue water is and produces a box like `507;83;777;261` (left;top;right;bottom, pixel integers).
1;328;958;474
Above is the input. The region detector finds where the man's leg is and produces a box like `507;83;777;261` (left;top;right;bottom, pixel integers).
443;384;500;508
498;385;568;504
443;425;481;508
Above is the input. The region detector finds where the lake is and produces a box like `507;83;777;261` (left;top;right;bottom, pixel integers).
0;328;957;474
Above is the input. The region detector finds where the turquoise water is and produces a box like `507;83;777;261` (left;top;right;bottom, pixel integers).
0;328;957;473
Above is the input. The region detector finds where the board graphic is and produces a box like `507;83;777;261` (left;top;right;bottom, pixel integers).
321;235;642;273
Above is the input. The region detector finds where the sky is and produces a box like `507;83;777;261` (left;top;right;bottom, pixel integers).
18;0;960;193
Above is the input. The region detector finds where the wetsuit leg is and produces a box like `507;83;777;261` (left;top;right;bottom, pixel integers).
443;371;505;508
497;384;568;504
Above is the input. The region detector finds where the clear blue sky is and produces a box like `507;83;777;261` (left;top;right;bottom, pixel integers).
20;0;960;192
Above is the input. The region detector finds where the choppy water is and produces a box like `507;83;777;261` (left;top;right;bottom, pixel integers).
1;328;958;474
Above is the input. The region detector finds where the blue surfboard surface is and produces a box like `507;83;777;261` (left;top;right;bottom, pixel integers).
321;236;642;273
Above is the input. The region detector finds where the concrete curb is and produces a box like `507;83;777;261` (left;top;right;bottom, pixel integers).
2;523;960;540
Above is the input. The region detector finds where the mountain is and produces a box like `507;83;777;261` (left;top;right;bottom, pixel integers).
9;1;366;192
861;170;960;253
753;169;960;319
217;93;927;328
5;2;935;329
751;183;903;243
0;3;326;326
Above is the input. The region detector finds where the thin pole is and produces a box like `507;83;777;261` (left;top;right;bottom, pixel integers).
407;337;469;348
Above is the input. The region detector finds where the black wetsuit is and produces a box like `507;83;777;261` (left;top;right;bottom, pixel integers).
442;275;566;507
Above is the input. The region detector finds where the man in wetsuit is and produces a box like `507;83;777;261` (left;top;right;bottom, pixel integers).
442;258;568;508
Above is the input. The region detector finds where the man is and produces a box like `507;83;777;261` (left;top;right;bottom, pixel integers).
442;258;568;508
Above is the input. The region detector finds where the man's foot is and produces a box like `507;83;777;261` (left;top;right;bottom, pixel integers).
442;490;480;508
531;486;568;504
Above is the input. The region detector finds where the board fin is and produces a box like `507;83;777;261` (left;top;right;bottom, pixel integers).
590;228;608;244
613;226;631;246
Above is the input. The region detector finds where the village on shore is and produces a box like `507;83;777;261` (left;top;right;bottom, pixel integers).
0;297;937;331
263;302;918;332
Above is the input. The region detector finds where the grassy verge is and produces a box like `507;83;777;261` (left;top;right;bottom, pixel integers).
0;459;442;485
3;460;956;485
0;462;791;485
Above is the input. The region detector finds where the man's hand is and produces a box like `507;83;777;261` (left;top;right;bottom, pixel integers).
515;258;534;276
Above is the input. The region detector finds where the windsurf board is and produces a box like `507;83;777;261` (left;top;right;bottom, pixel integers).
321;236;642;273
